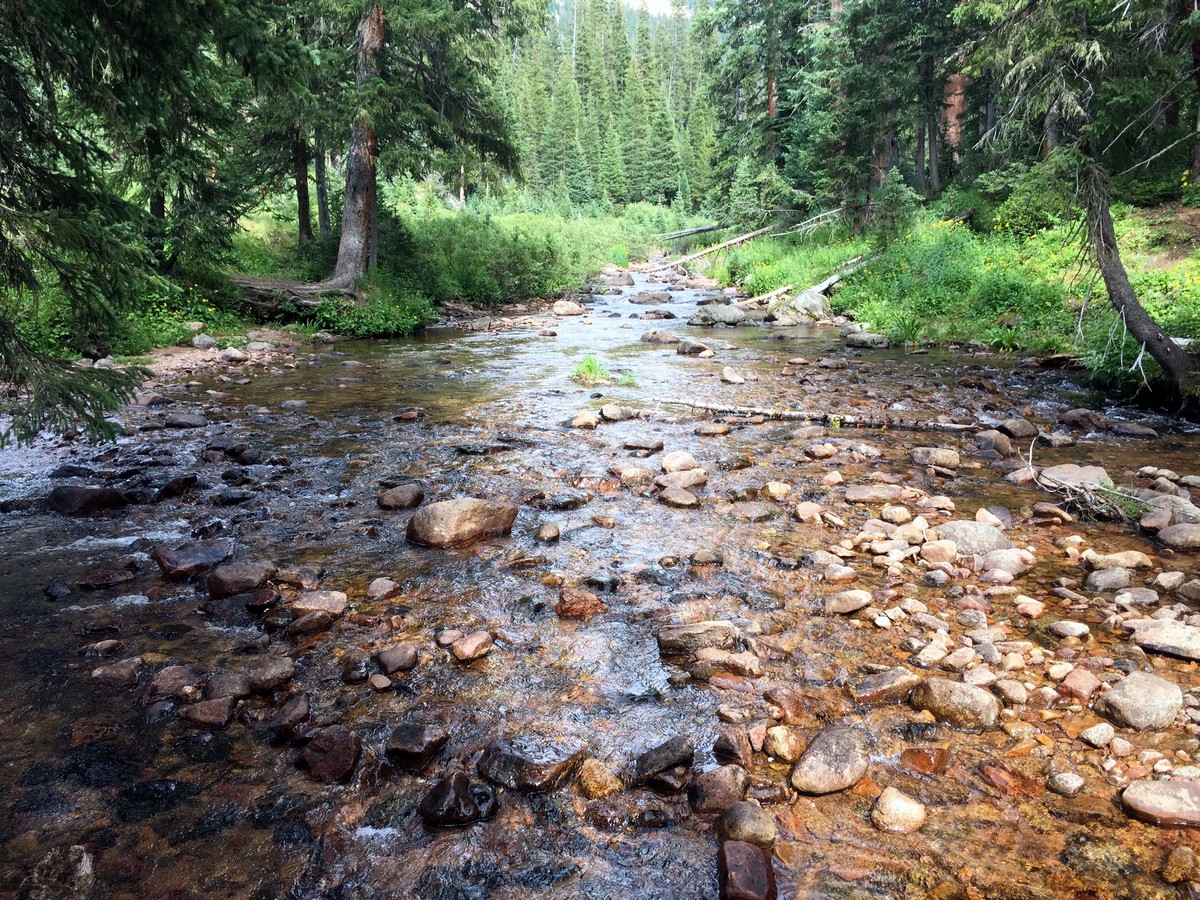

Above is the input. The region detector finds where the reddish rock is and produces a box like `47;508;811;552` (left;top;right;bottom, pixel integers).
1059;667;1102;702
378;483;424;510
406;498;518;548
718;840;777;900
291;590;348;618
451;631;493;661
300;726;361;783
148;665;206;701
207;561;277;599
900;747;948;776
556;586;607;620
47;486;127;516
176;696;237;729
976;760;1043;798
376;642;419;675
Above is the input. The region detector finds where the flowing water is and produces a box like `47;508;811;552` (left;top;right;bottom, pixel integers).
1;272;1199;899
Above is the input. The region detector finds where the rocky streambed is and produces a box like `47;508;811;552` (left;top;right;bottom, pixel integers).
2;266;1200;899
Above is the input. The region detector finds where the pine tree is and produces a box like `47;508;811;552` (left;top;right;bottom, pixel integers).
621;57;652;202
599;116;629;204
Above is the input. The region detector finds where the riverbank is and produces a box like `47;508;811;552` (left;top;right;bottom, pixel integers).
1;268;1199;898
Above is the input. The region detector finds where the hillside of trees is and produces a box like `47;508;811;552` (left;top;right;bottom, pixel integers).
4;0;1200;442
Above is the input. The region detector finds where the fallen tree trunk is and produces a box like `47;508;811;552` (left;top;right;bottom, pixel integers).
653;222;732;240
647;226;773;274
660;399;978;433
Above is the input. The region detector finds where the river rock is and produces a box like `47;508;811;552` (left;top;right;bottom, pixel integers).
1095;671;1182;730
219;348;247;363
662;450;700;473
300;726;361;783
851;667;922;705
788;725;869;795
1130;622;1200;670
376;642;418;674
1084;567;1131;592
149;665;206;701
406;498;518;547
690;304;746;326
556;586;607;620
176;695;237;729
366;577;399;601
576;759;623;799
1122;780;1200;826
1038;464;1109;488
871;786;927;833
153;540;236;580
378;483;424;509
247;656;295;692
572;410;599;429
207;560;277;599
910;447;960;469
386;723;449;769
451;630;493;661
629;735;695;784
553;300;586;316
763;726;805;763
824;590;872;615
641;329;681;344
477;739;584;792
47;486;127;516
1047;772;1085;798
419;773;498;826
718;841;777;900
658;621;738;655
933;521;1012;555
689;765;749;814
911;678;1000;730
999;417;1038;439
719;801;776;847
1159;524;1200;549
844;331;888;348
659;487;699;507
678;338;712;355
845;484;903;503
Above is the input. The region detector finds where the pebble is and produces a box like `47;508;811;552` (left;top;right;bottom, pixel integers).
718;801;776;847
1047;772;1085;798
789;725;869;795
871;786;927;833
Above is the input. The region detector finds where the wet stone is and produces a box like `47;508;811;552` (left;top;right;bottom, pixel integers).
268;694;310;742
149;665;206;701
556;586;607;620
1084;567;1131;592
299;726;361;783
657;621;738;655
535;489;592;511
204;672;251;700
18;845;95;900
291;590;347;618
1048;772;1085;798
578;758;624;799
366;577;399;601
153;540;236;580
451;630;493;662
207;561;277;599
1094;671;1182;731
377;483;424;510
714;730;753;769
871;786;927;833
376;642;418;675
535;523;560;542
288;610;333;635
477;739;584;792
718;840;777;900
933;521;1012;555
1122;779;1200;826
900;747;948;776
719;801;776;847
824;590;872;615
911;678;1001;731
176;696;237;730
341;656;370;684
418;773;498;826
1129;619;1200;661
690;765;750;814
789;725;869;795
385;723;449;769
1158;524;1200;549
728;501;775;522
406;498;518;548
852;667;922;705
47;486;128;516
247;656;295;693
629;735;695;785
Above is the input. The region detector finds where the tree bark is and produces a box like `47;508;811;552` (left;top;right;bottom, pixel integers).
314;124;332;242
914;117;927;195
1042;101;1061;159
326;2;383;288
293;125;314;248
1085;162;1199;394
927;113;941;195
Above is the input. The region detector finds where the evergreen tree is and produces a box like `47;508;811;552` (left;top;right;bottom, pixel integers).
599;116;630;204
621;57;652;201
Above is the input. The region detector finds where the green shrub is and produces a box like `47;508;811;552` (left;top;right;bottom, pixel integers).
572;354;612;384
310;273;436;338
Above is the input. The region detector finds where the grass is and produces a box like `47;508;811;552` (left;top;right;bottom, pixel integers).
572;354;613;385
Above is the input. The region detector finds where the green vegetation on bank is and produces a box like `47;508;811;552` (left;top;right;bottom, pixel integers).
710;195;1200;393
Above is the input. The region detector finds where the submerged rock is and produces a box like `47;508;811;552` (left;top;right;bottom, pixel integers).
629;735;695;785
299;726;361;783
871;786;927;833
406;498;518;548
932;521;1012;555
1122;780;1200;826
418;773;498;826
153;540;236;580
47;486;127;516
477;739;584;792
789;725;869;795
1094;671;1181;731
718;841;777;900
910;678;1000;731
385;723;450;769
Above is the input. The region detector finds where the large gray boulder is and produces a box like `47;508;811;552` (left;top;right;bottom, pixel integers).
1095;671;1182;730
911;678;1000;731
789;725;869;795
933;521;1013;555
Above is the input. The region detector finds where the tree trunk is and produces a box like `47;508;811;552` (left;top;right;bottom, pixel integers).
315;125;332;242
914;117;927;195
1042;101;1061;159
326;2;383;288
293;125;314;248
1085;162;1199;394
927;113;941;195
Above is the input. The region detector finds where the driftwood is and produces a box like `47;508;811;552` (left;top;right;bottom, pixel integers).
230;275;356;309
743;283;794;305
647;226;773;274
661;399;977;433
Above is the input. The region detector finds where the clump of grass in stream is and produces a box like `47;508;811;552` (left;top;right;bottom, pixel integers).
572;354;612;385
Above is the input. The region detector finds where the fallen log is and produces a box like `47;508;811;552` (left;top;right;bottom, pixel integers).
646;226;773;274
659;399;978;433
653;222;732;240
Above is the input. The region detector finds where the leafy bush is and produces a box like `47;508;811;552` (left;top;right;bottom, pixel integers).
309;273;436;338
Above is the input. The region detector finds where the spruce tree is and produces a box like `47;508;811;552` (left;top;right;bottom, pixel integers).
621;57;651;202
600;117;629;204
